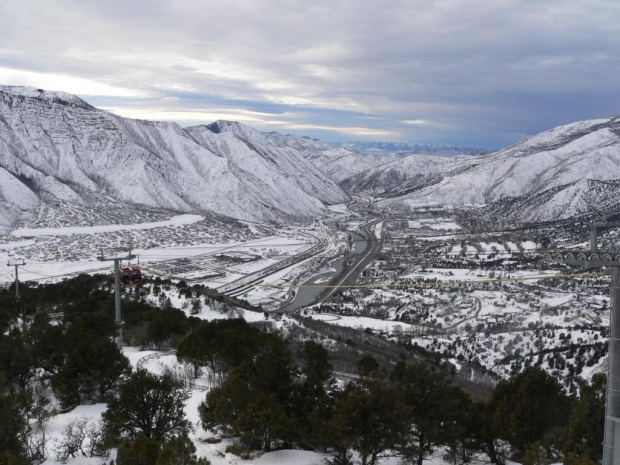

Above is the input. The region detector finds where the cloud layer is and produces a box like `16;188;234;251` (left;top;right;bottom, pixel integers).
1;0;619;148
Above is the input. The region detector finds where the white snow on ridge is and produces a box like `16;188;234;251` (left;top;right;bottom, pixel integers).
362;116;620;222
0;87;353;226
0;167;39;209
11;214;205;237
0;85;89;107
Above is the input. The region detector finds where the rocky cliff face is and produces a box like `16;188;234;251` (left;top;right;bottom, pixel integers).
0;86;350;232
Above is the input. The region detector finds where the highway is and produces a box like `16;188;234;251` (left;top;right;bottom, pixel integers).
317;215;385;304
218;231;327;296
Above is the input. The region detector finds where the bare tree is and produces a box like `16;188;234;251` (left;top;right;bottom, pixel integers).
55;418;109;463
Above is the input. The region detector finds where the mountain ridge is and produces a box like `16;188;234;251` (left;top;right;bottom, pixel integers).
333;140;489;157
0;86;349;232
343;115;620;223
1;85;619;232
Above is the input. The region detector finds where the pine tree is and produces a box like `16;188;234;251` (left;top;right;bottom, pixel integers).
156;429;211;465
0;394;28;465
199;333;295;452
396;364;464;465
103;370;190;442
301;340;332;385
563;373;605;463
116;433;160;465
0;331;34;394
328;375;404;465
52;335;130;408
357;355;381;377
491;367;570;460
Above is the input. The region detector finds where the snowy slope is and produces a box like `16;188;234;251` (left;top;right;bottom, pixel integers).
260;131;333;152
186;121;350;206
340;153;455;195
345;116;620;222
335;140;488;157
485;179;620;223
0;86;350;231
297;147;383;183
257;131;386;182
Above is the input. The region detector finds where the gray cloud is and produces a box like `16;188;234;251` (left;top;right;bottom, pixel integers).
1;0;619;148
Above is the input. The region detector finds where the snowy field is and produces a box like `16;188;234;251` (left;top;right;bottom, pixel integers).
327;204;350;214
310;313;415;334
11;214;205;237
0;218;326;297
401;267;561;282
407;218;461;230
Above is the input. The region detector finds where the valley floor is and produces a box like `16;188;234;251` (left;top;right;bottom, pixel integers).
1;204;610;464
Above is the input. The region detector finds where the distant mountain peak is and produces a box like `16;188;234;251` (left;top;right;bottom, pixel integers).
335;140;489;157
343;116;620;223
204;120;227;134
0;87;350;232
0;85;92;109
205;120;262;139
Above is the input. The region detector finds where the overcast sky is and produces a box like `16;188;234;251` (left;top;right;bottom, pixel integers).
1;0;619;149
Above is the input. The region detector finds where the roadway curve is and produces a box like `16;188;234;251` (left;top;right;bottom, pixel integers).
317;215;385;304
445;297;482;330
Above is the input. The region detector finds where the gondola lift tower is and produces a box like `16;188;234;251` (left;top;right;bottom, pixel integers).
543;223;620;465
97;248;139;349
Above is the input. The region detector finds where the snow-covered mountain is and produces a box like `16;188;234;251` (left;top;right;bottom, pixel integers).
335;140;488;157
0;86;349;232
340;154;455;196
3;85;618;231
185;121;349;206
256;132;387;182
345;116;620;222
261;131;333;152
298;147;384;183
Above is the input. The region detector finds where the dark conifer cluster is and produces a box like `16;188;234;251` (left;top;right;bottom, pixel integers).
183;319;604;464
0;274;208;464
0;274;607;465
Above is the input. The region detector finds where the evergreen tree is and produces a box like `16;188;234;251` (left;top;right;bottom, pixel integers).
440;387;476;465
0;331;34;394
199;371;248;439
52;335;130;408
199;334;295;452
290;340;334;451
356;354;381;377
156;429;211;465
397;364;461;465
291;378;333;451
176;330;211;379
176;319;262;378
0;394;28;465
491;367;570;460
103;370;190;442
563;373;605;463
328;375;404;465
467;401;502;464
388;360;407;385
116;433;160;465
147;308;189;349
234;392;292;452
29;313;66;377
301;340;332;385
